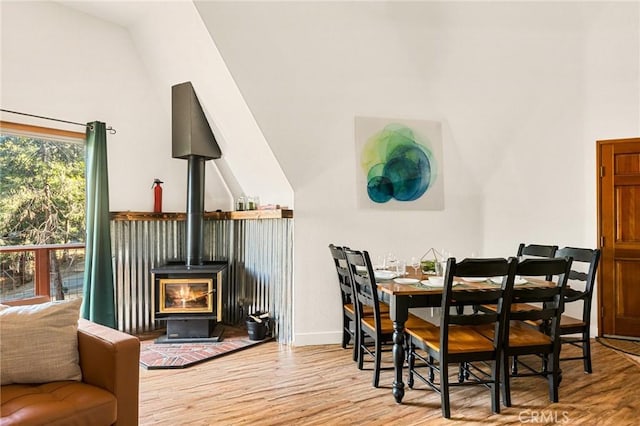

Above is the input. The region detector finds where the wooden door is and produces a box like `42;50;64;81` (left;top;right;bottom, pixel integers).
598;138;640;338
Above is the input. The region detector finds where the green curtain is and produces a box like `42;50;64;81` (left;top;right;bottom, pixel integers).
81;121;116;328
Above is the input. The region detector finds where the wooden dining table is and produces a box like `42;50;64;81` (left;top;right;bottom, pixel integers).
376;272;555;403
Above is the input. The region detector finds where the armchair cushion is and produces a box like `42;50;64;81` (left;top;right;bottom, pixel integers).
1;381;116;426
0;298;82;385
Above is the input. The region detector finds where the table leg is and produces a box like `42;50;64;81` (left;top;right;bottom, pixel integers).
392;320;406;403
390;296;409;403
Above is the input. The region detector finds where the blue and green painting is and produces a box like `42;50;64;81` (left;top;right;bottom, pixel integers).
361;123;437;203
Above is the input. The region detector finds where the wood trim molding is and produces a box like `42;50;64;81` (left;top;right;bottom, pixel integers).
110;209;293;221
0;120;85;140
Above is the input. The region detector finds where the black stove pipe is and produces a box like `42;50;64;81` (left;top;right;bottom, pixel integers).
172;81;222;267
185;155;205;266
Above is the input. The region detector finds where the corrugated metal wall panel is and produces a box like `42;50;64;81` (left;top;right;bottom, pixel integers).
111;217;293;343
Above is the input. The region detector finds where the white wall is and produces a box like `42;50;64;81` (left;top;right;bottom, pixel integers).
197;1;639;343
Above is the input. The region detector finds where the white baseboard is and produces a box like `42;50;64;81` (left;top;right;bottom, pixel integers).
293;331;343;346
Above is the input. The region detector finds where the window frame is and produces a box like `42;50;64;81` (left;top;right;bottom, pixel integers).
0;120;86;143
0;120;87;302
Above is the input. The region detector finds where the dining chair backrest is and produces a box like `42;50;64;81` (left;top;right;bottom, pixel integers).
344;249;382;331
517;243;558;259
441;257;518;351
329;244;353;308
508;257;572;341
517;244;559;281
554;247;600;307
553;246;600;373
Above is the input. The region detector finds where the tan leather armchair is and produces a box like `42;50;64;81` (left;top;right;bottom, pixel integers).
1;297;140;425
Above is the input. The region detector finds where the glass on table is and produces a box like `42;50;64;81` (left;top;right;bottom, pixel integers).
438;249;456;275
435;260;447;277
384;252;397;271
410;257;421;277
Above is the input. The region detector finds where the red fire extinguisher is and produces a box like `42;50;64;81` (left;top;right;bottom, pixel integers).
152;178;163;213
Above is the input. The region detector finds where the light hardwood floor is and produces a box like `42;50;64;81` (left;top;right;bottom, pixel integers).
139;340;639;425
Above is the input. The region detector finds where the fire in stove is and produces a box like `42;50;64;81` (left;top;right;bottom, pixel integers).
159;278;213;314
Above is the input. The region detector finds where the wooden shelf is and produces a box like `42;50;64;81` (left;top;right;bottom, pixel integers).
110;209;293;221
226;209;293;220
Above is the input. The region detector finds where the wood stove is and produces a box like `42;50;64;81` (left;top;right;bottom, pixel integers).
151;81;228;343
152;261;226;343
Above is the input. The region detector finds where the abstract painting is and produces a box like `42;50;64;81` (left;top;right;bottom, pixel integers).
355;117;443;210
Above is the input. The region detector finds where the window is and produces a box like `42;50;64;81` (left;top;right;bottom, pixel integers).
0;121;86;301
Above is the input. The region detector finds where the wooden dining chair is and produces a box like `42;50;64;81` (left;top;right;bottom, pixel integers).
505;246;600;374
505;243;558;373
405;257;518;418
344;249;421;388
475;257;572;407
555;247;601;374
328;244;358;361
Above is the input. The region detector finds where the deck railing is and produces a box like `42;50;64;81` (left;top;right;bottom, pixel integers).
0;243;86;302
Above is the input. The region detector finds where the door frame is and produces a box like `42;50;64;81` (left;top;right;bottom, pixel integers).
596;137;640;339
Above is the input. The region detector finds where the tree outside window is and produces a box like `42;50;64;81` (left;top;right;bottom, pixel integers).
0;130;85;300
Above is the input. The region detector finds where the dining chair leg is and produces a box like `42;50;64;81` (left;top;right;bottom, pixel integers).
549;353;560;403
352;320;359;362
407;343;415;389
501;356;512;407
548;375;559;403
458;362;467;383
373;338;382;388
541;353;549;374
428;355;435;382
342;316;350;349
357;330;365;370
583;332;592;374
490;359;500;414
441;362;451;419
